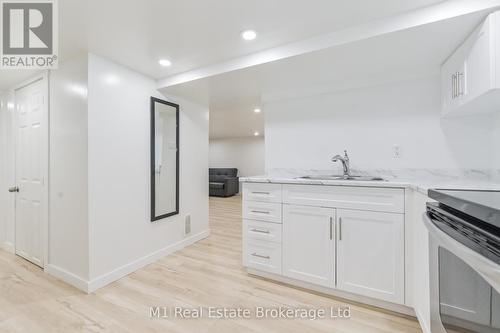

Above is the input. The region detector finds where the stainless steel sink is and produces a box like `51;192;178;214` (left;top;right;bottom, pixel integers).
298;175;385;181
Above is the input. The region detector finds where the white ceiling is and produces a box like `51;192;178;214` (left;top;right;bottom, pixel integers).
1;0;445;90
165;10;489;138
77;0;446;78
210;103;265;139
1;0;497;140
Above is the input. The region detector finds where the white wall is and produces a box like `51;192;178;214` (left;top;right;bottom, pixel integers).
209;137;265;177
0;54;209;291
264;76;497;175
87;54;209;285
0;91;15;251
48;55;89;280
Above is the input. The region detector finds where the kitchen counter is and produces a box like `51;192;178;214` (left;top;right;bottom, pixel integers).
240;175;500;196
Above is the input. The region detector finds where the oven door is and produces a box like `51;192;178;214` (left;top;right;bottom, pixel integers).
424;213;500;333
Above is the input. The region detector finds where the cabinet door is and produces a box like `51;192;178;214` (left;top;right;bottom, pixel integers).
337;209;404;304
441;40;469;115
282;205;335;288
463;17;493;104
440;12;500;116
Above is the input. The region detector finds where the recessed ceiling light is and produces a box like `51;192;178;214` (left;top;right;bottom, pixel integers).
241;30;257;41
254;108;261;113
159;59;172;67
254;131;260;136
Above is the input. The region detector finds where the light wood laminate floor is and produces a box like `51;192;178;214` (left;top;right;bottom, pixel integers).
0;195;422;332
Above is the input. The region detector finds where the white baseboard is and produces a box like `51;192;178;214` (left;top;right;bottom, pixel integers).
87;230;210;293
44;230;209;294
415;309;432;333
45;264;90;292
1;242;15;253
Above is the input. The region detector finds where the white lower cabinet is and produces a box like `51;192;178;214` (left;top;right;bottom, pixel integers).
282;204;335;288
243;183;407;308
336;209;405;304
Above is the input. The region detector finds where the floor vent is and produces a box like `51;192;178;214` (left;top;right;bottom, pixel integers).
185;214;191;235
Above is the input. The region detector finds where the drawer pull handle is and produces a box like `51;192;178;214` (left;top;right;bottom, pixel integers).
251;210;270;214
251;253;270;259
250;228;270;234
252;191;270;195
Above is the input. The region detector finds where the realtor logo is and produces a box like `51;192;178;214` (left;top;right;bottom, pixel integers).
1;0;58;69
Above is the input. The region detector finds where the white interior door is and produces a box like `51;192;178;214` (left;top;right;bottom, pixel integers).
14;78;47;267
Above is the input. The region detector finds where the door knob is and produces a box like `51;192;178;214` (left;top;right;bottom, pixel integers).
8;186;19;193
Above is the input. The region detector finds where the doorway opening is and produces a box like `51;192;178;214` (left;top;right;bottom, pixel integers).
208;106;265;198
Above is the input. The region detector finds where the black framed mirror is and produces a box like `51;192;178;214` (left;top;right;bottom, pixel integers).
150;97;179;221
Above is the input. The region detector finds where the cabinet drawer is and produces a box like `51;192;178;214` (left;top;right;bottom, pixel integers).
244;219;282;243
243;183;282;203
243;201;282;223
283;185;404;213
244;239;282;275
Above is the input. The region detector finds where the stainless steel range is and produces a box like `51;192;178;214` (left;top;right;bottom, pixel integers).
424;189;500;333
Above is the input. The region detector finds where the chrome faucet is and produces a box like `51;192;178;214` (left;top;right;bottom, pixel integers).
332;150;350;177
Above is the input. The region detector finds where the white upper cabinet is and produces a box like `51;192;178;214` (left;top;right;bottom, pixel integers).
336;209;405;304
441;11;500;116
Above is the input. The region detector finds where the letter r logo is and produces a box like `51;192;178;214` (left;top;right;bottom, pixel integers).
2;2;53;55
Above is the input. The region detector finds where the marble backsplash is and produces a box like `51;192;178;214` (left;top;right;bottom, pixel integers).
266;168;500;183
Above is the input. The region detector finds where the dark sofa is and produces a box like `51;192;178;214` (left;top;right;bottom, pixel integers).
209;168;239;197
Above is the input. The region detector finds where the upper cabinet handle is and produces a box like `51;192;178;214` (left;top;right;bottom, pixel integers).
339;217;343;241
453;73;458;99
458;72;464;96
451;74;455;99
329;216;333;240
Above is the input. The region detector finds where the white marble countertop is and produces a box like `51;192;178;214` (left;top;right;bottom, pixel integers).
240;175;500;196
